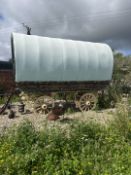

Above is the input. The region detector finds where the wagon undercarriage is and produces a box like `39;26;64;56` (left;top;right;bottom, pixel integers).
0;81;109;115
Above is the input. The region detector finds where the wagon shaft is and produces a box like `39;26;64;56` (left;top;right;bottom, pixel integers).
0;93;14;115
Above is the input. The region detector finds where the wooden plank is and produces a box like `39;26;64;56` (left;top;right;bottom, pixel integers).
16;81;110;92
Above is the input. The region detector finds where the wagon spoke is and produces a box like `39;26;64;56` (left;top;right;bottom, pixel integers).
81;105;86;111
35;107;41;111
85;106;90;111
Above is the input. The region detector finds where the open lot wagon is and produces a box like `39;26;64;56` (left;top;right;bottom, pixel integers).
0;33;114;114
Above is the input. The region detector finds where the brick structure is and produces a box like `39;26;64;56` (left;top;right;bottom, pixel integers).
0;70;15;92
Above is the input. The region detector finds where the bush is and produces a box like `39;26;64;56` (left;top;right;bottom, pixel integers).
0;117;131;175
97;84;120;109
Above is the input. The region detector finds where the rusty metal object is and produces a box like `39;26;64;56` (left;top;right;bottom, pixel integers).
8;109;15;119
47;112;60;121
47;100;66;121
78;93;97;112
18;102;25;113
47;105;65;121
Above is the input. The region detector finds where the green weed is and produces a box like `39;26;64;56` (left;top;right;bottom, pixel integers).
0;113;131;175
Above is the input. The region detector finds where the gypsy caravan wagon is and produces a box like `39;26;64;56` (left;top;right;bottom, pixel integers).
0;33;114;114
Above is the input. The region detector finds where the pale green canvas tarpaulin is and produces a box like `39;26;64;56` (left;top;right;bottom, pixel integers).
12;33;114;82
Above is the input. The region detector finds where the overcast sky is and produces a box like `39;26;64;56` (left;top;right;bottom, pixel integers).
0;0;131;61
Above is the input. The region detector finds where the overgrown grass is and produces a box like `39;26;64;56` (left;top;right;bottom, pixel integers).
0;109;131;175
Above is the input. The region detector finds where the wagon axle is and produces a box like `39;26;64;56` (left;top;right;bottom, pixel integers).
0;91;98;116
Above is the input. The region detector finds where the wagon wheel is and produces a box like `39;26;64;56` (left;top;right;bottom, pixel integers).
79;93;96;112
34;96;54;114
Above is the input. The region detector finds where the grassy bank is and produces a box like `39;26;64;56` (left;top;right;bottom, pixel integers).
0;106;131;175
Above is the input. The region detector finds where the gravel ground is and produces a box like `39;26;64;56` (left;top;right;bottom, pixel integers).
0;104;116;133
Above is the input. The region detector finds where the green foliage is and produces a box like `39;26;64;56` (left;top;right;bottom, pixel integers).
0;113;131;175
0;95;20;105
113;53;131;94
96;52;131;109
97;85;120;109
